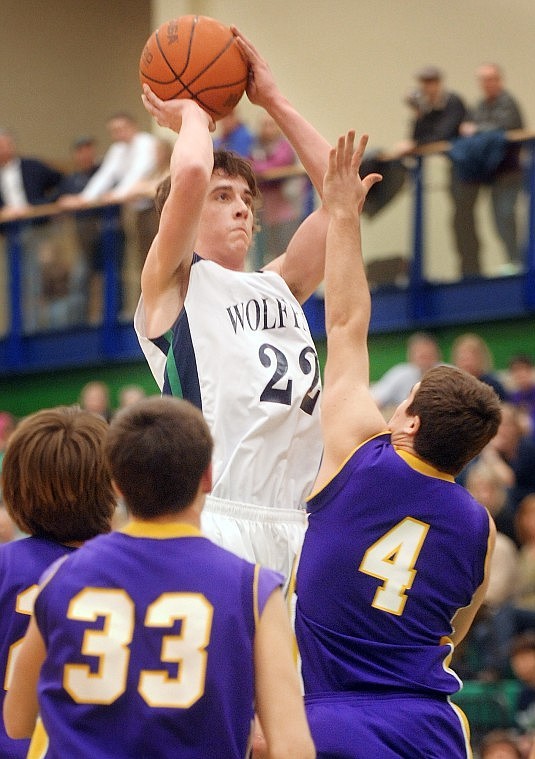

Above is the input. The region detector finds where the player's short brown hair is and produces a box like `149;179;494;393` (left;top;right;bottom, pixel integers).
154;149;259;218
105;396;213;519
2;406;115;541
407;365;502;475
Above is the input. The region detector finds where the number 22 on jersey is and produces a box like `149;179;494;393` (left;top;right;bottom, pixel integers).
359;517;430;616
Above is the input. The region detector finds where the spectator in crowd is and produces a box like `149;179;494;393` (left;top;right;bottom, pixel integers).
460;403;535;543
119;136;174;318
399;65;467;151
0;411;16;475
509;633;535;737
79;380;112;422
213;108;254;157
451;332;508;400
0;129;63;220
487;495;535;678
457;63;525;276
117;383;147;410
508;353;535;439
0;128;64;332
479;730;523;759
59;113;157;208
486;405;535;516
57;136;103;324
453;461;519;679
371;331;442;415
392;66;472;278
249;113;306;263
59;113;158;320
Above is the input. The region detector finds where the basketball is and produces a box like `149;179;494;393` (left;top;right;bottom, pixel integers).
139;15;248;121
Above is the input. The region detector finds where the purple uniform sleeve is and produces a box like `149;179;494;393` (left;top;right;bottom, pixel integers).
257;567;285;617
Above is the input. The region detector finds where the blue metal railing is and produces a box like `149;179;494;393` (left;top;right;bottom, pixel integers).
2;139;535;375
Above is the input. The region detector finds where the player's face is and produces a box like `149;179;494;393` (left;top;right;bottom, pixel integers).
196;171;255;270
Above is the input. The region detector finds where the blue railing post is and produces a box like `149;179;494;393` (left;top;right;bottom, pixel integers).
408;156;426;321
524;138;535;308
5;222;24;369
100;204;123;355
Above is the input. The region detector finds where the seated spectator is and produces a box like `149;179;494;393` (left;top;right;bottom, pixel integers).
249;114;306;263
453;461;519;679
510;633;535;736
212;108;254;156
117;384;147;410
451;332;508;400
479;730;523;759
371;331;442;415
79;380;112;422
488;496;535;676
59;113;158;321
460;404;535;537
0;411;16;474
508;354;535;439
57;136;103;324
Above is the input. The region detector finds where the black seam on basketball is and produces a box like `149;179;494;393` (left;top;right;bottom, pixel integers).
181;31;239;90
194;76;248;93
145;26;189;84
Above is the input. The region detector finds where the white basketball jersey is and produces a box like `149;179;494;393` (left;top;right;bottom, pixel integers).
135;258;323;512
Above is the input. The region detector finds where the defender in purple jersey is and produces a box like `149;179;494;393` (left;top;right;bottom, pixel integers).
294;133;502;758
5;397;315;759
0;406;115;759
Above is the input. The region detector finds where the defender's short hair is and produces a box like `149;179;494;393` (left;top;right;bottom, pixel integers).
2;406;115;541
105;396;213;519
407;365;502;475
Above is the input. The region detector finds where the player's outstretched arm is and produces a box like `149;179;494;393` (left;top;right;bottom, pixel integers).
140;87;214;337
3;617;44;739
254;589;316;759
232;27;330;198
314;132;385;487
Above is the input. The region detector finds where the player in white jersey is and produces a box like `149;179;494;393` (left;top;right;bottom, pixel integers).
135;28;330;582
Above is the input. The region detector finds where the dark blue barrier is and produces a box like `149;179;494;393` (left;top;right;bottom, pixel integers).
1;140;535;375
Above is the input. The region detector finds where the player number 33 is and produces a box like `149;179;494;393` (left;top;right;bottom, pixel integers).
64;589;213;708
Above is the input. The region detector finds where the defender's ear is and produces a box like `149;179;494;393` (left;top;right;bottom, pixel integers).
404;414;421;438
201;462;213;494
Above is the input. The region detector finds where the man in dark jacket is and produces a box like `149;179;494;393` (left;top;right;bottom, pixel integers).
0;129;62;215
0;129;64;332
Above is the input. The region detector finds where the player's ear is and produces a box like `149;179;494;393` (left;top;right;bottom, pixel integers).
405;414;421;437
112;480;123;500
201;462;213;494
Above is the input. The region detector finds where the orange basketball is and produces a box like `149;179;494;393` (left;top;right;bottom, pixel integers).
139;15;248;121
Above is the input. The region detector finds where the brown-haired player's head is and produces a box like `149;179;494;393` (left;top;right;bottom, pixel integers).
1;406;115;542
105;396;213;520
154;149;260;218
406;365;502;475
